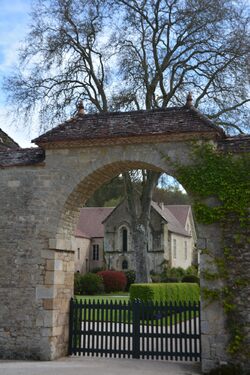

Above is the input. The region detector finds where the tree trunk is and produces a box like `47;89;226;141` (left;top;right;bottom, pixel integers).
132;220;151;283
124;170;160;282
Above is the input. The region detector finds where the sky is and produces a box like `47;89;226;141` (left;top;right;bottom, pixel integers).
0;0;35;147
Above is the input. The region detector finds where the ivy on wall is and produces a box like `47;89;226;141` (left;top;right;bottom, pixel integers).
174;143;250;362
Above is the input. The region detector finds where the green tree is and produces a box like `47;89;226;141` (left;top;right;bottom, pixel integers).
3;0;250;281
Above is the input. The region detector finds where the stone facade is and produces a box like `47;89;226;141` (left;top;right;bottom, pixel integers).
103;200;197;273
0;107;249;373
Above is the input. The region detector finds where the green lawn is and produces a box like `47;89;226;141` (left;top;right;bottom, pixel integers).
75;292;130;303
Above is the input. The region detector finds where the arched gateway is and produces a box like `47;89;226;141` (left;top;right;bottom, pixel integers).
0;102;249;373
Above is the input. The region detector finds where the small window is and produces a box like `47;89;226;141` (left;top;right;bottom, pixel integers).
93;244;99;260
77;248;80;260
173;239;177;259
122;259;128;270
185;241;188;260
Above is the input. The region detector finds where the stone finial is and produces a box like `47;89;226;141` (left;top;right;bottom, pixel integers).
77;100;85;115
186;92;193;107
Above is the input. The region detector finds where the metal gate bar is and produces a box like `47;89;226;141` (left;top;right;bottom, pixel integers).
68;298;201;361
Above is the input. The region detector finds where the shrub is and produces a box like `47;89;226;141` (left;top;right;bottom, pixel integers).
130;283;200;303
74;272;82;295
97;270;127;292
125;270;136;291
91;266;106;273
75;272;104;295
161;267;186;282
182;275;200;284
185;265;198;276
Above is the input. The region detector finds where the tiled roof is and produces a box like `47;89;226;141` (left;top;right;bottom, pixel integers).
0;148;45;168
166;205;190;228
0;129;19;149
218;135;250;153
151;202;190;237
32;106;225;147
75;207;114;238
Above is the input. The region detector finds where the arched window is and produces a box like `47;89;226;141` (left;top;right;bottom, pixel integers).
122;259;128;270
122;227;128;252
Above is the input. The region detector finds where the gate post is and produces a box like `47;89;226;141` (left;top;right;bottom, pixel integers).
132;300;141;359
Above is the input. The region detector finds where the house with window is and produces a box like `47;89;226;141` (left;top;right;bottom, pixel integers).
74;207;113;273
102;201;197;273
74;201;197;274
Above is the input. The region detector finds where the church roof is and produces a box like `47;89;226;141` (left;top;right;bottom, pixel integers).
76;203;191;239
32;105;225;148
75;207;114;238
151;202;190;237
166;205;190;228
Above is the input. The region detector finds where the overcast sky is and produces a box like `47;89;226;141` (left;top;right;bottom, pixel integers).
0;0;35;147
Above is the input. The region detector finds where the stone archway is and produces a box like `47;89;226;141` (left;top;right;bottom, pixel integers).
0;107;249;372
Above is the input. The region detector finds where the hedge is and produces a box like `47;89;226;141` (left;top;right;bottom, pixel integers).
130;283;200;303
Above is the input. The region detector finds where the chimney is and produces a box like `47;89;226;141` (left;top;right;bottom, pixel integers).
185;92;193;108
159;202;165;210
77;100;85;115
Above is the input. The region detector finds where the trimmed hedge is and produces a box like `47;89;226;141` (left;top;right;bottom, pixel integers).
130;283;200;303
97;270;127;292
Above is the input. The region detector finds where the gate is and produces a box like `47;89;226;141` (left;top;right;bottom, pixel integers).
68;298;201;361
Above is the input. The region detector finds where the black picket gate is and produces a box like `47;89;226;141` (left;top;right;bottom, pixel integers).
68;298;201;361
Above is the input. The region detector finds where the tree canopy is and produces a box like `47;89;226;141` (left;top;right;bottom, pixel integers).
4;0;250;134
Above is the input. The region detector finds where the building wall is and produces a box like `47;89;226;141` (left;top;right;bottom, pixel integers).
170;233;193;269
74;237;91;273
89;238;105;272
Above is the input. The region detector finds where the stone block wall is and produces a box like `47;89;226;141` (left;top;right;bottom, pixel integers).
0;140;248;373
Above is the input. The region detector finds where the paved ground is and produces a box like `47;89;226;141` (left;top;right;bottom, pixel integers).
0;357;202;375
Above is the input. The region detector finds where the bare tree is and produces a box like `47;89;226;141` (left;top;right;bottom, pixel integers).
3;0;250;281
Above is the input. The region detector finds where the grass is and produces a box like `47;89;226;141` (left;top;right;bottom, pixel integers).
75;292;129;304
73;294;199;326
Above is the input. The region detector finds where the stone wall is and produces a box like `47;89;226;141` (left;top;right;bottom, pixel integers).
0;139;248;373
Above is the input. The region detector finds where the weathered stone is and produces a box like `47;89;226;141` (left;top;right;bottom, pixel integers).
0;111;249;373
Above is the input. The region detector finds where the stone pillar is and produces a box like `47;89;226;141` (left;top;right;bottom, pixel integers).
198;223;230;373
36;242;75;359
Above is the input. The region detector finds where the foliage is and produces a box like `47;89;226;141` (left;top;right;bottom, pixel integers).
74;272;104;295
97;271;127;293
182;275;200;284
91;266;106;274
176;144;250;359
159;266;198;283
176;144;250;225
124;270;136;292
130;283;200;303
74;272;82;295
161;267;186;282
